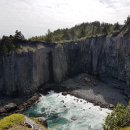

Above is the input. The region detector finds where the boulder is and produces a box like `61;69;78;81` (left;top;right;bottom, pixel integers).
35;117;48;128
0;107;6;113
109;104;114;109
71;116;77;121
84;77;91;82
62;92;68;96
4;103;17;111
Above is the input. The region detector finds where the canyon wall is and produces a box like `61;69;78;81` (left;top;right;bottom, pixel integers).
0;45;52;96
1;36;130;96
53;36;130;93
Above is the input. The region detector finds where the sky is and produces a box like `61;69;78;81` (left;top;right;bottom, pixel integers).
0;0;130;38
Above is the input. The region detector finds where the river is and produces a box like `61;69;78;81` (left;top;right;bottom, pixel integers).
25;91;111;130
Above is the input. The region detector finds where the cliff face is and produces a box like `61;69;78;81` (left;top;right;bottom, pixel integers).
53;36;130;92
0;46;51;96
1;36;130;96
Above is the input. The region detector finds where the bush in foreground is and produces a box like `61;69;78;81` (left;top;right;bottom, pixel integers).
103;103;130;130
0;114;24;130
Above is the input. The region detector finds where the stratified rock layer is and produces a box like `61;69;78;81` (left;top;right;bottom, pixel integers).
0;36;130;96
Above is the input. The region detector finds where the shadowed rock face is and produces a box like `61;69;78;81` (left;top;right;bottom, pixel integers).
53;36;130;94
0;46;51;96
0;36;130;96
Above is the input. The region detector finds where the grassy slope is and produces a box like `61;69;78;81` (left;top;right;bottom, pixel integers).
120;127;130;130
0;114;48;130
0;114;24;130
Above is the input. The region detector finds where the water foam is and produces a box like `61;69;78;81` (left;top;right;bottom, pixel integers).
25;91;111;130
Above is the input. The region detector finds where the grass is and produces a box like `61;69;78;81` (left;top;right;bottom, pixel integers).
120;127;130;130
0;114;25;130
16;45;36;53
8;125;32;130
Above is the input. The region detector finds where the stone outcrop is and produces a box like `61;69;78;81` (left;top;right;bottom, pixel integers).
1;36;130;96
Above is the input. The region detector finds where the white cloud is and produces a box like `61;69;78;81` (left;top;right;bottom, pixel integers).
0;0;130;38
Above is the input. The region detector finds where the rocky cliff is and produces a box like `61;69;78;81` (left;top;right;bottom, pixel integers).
0;43;52;96
1;36;130;96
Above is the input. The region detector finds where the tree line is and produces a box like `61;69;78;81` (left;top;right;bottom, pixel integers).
0;16;130;54
0;30;26;54
30;21;121;42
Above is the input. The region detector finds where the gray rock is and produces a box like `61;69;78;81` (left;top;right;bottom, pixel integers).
35;117;48;127
0;107;6;113
0;36;130;96
71;116;77;121
4;103;17;111
109;104;114;108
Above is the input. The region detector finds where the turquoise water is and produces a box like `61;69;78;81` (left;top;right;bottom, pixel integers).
25;91;111;130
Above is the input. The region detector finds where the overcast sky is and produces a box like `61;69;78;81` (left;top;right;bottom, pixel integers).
0;0;130;38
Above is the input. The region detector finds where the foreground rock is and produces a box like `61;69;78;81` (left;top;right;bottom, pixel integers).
24;116;48;130
4;103;17;112
35;117;48;128
0;94;40;116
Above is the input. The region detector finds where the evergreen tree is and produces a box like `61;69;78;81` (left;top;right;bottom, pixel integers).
45;29;53;42
114;22;120;30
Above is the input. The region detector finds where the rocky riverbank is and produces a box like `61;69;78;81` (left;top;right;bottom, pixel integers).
0;73;128;116
0;93;40;116
60;73;128;109
39;73;128;109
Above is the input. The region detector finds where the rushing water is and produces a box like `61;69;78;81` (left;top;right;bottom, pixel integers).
25;91;111;130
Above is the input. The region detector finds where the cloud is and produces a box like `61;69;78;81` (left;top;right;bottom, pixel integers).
99;0;130;9
99;0;118;9
0;0;130;38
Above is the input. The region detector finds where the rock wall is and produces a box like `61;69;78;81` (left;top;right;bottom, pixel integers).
0;47;51;96
53;36;130;92
1;36;130;96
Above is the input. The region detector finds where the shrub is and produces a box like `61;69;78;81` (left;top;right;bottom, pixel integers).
0;30;26;55
0;114;25;130
103;103;130;130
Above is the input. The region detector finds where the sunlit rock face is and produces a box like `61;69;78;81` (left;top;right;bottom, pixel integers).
1;36;130;96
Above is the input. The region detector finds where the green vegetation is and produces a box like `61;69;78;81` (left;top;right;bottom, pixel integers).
1;16;130;54
0;114;25;130
30;16;130;43
103;103;130;130
120;127;130;130
0;30;26;55
30;21;121;43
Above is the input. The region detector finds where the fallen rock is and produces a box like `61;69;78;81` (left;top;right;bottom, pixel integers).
61;100;64;103
71;116;77;121
4;103;17;112
0;107;6;113
63;105;66;107
84;77;91;82
109;104;114;109
35;117;48;128
62;92;68;96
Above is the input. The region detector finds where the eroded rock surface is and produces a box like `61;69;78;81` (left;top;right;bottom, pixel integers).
0;36;130;96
